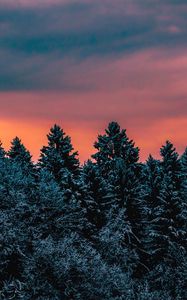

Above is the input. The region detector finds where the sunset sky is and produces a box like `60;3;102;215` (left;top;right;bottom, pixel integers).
0;0;187;162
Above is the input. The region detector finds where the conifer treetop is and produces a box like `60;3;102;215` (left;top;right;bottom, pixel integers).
92;121;139;165
8;136;32;165
181;147;187;168
160;140;181;177
39;124;79;179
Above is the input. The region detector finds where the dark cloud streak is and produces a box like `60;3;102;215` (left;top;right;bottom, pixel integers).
0;0;187;90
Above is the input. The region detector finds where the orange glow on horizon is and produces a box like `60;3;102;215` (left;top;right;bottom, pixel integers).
0;117;186;164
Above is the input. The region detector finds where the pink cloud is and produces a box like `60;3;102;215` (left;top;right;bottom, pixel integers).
0;47;186;162
0;0;71;8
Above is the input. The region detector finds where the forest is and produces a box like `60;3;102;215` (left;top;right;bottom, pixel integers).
0;122;186;300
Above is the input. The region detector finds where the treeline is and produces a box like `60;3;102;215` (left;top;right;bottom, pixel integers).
0;122;186;299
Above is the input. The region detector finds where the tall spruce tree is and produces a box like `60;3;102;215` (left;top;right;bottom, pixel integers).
91;122;143;238
39;125;88;239
181;147;187;170
92;121;139;176
39;124;79;184
92;122;146;275
181;147;187;191
7;137;37;201
142;155;163;268
160;141;186;245
8;137;33;168
181;149;187;229
110;159;148;275
81;160;115;236
160;141;182;188
146;142;186;268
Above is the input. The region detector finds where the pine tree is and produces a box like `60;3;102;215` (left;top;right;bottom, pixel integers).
142;155;163;268
39;124;79;184
92;121;139;176
142;155;162;216
8;137;33;168
38;125;88;240
181;147;187;172
146;142;186;269
33;169;86;240
160;142;186;242
181;149;187;235
7;137;38;206
160;141;186;249
160;141;182;187
81;160;115;236
110;159;148;276
92;122;145;274
181;147;187;192
91;122;142;232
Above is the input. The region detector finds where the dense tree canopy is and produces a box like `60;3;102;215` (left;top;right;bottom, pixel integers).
0;122;186;300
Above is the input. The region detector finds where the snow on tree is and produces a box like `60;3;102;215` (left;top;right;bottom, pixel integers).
39;124;79;183
92;121;139;176
142;155;163;267
181;147;187;196
8;137;33;168
144;142;186;270
0;125;186;299
81;160;115;237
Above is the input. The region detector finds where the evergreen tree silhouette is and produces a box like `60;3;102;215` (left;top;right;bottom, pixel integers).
181;148;187;226
81;160;115;236
39;125;88;241
8;137;32;167
92;121;139;176
39;124;79;184
0;124;186;299
147;141;186;268
181;147;187;188
142;155;163;268
92;122;145;275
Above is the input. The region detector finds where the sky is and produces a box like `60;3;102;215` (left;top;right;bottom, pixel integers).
0;0;187;162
